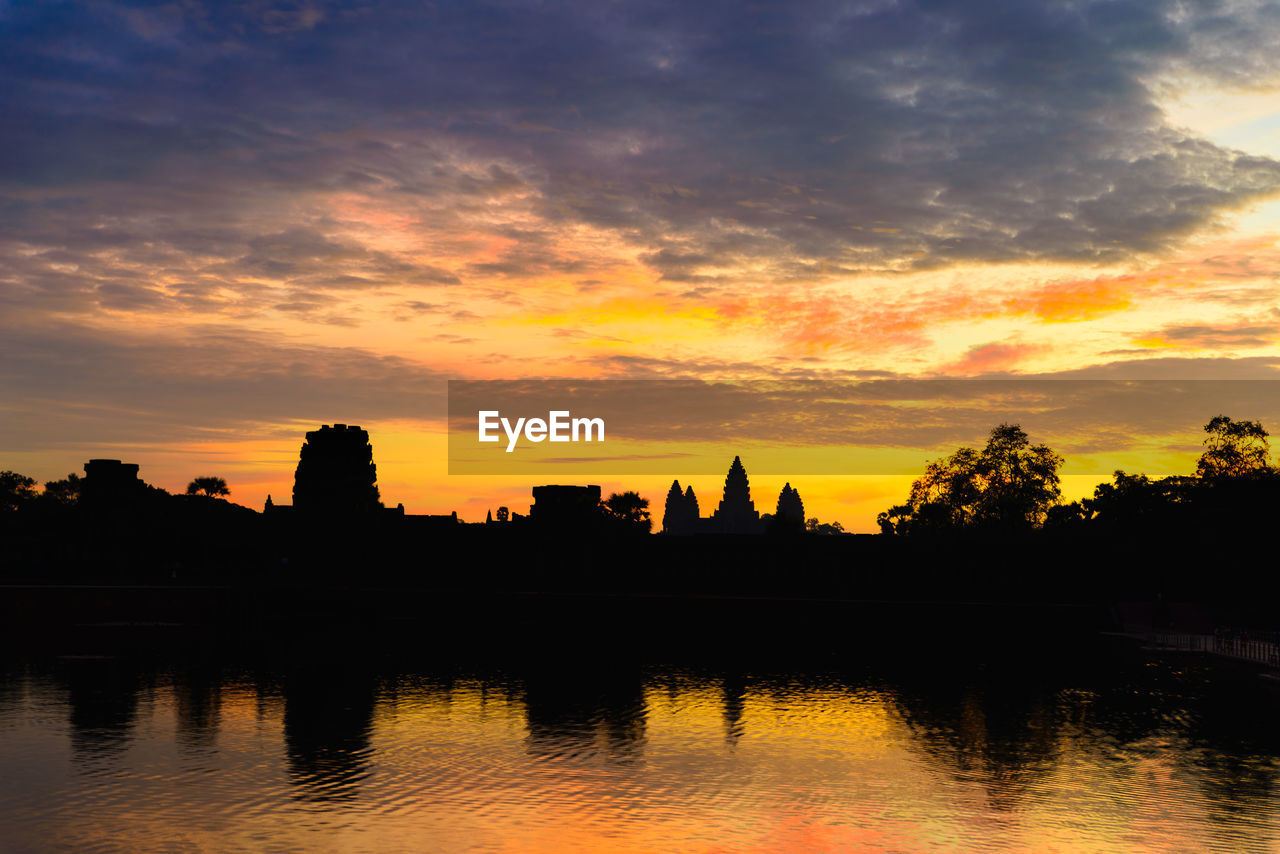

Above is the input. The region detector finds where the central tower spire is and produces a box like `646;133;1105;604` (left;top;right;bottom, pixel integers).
711;455;761;534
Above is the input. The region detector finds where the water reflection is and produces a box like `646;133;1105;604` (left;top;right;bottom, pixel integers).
60;656;143;770
1183;677;1280;842
173;664;222;756
892;667;1062;811
2;639;1280;852
722;672;746;745
523;663;648;764
282;665;376;804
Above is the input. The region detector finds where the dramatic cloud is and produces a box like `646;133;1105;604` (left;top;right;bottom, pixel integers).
7;0;1280;518
6;0;1280;311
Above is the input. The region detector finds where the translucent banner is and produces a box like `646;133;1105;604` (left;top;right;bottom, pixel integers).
446;379;1280;475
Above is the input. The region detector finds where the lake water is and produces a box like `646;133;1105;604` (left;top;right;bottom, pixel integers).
2;630;1280;853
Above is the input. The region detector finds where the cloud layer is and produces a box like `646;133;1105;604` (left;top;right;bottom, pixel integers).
6;0;1280;316
7;0;1280;502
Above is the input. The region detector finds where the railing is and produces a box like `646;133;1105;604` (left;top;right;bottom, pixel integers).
1146;631;1280;667
1149;632;1213;652
1215;635;1280;667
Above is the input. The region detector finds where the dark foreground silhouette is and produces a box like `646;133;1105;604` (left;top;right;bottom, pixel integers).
3;417;1280;634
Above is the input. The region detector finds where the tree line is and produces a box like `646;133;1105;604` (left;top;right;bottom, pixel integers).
0;472;231;512
877;415;1275;536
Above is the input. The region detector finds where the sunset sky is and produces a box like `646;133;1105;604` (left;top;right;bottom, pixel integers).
4;0;1280;529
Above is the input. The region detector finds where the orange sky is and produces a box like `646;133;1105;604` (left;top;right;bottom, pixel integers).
5;3;1280;530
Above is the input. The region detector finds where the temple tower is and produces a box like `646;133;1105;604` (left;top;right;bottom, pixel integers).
662;479;701;534
711;456;761;534
773;482;806;532
82;459;144;506
663;480;684;534
292;424;382;514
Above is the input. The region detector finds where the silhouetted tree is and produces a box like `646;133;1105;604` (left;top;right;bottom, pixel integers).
603;491;651;534
1196;415;1272;480
879;424;1062;535
1044;500;1088;529
186;476;230;498
805;517;846;535
42;473;82;507
0;471;37;512
1085;471;1192;525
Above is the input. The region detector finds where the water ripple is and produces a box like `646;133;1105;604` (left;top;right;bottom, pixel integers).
1;647;1279;852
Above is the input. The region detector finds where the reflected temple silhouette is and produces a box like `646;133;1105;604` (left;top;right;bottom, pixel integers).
523;663;649;765
282;664;377;804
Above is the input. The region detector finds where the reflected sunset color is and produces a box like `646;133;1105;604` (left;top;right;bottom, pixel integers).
3;636;1278;854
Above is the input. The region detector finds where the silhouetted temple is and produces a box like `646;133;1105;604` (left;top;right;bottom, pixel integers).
82;459;144;507
663;479;700;535
711;456;762;534
531;485;602;529
772;482;805;533
661;458;767;535
292;424;382;514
